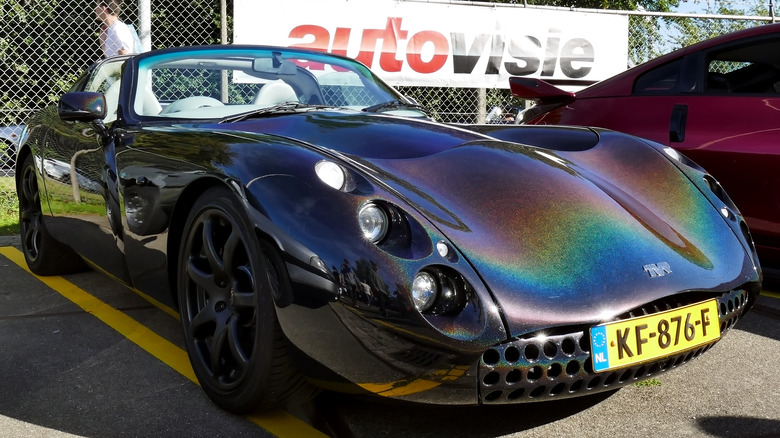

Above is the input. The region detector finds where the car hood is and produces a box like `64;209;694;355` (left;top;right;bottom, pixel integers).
218;113;755;335
357;135;753;336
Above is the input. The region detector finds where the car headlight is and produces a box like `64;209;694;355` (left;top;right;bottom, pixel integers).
315;160;355;191
358;202;389;243
412;267;470;316
412;271;438;312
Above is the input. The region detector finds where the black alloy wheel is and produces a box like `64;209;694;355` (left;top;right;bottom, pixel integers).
18;153;82;275
178;186;314;413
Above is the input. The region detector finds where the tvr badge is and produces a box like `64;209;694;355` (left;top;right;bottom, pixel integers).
643;262;672;278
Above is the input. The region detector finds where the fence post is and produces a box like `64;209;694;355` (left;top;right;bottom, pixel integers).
138;0;152;51
478;88;486;124
220;0;229;101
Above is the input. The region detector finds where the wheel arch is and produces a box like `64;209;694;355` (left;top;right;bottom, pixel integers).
166;176;233;307
14;145;32;189
164;172;299;311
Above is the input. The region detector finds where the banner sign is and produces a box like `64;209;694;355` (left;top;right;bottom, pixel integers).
234;0;628;89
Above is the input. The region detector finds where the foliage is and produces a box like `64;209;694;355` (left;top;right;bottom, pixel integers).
468;0;679;12
665;0;769;51
0;176;19;236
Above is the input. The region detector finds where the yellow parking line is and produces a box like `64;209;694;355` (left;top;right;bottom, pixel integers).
0;246;326;438
761;289;780;299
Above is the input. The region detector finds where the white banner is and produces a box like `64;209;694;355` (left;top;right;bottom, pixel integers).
234;0;628;89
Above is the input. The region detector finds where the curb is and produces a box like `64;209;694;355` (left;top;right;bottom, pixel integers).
0;235;20;247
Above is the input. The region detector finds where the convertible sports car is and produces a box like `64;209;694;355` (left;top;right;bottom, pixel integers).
509;23;780;275
17;45;760;414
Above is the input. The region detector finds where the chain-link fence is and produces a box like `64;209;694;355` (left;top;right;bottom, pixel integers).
0;0;773;225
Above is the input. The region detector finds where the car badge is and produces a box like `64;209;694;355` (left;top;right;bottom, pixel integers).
643;262;672;278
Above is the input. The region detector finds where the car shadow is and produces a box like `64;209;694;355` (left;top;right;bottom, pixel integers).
697;416;780;438
313;390;618;438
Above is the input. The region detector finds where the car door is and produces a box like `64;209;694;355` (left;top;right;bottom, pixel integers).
669;35;780;265
40;57;132;282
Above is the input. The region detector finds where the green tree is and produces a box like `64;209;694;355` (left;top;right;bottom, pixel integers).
666;0;769;51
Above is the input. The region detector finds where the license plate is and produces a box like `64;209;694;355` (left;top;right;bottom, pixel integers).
590;299;720;373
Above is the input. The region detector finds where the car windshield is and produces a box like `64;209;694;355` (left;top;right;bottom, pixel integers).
132;47;411;120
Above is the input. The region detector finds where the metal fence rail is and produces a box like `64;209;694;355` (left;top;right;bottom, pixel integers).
0;0;771;220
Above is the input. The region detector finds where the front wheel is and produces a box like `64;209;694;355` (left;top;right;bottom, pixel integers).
177;186;315;413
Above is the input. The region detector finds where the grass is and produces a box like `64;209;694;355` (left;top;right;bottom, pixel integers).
634;378;663;388
0;176;19;236
0;175;106;237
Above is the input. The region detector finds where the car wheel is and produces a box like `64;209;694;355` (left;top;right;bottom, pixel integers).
18;153;83;275
178;186;316;413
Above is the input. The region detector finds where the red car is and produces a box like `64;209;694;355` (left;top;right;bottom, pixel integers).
511;23;780;275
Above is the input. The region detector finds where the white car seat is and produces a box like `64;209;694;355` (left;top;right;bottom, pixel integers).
253;80;298;106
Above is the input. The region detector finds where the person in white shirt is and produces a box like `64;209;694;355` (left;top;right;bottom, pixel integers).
95;0;137;57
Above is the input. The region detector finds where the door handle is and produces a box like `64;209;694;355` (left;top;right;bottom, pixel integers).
669;104;688;143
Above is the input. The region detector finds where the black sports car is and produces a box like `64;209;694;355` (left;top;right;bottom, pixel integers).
16;45;760;413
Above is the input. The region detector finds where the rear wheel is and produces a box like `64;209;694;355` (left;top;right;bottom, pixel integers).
18;153;83;275
177;186;315;413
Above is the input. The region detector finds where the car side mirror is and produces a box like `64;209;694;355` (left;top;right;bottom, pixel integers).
58;92;107;122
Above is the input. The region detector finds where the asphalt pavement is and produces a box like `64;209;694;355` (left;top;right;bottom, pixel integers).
1;234;779;438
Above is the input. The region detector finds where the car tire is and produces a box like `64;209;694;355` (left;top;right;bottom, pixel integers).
177;186;316;413
18;153;84;275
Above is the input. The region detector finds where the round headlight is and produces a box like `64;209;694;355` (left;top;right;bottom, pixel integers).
315;161;347;190
358;203;388;243
412;271;438;312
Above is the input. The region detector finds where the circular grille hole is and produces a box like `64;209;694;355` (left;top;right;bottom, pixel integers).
619;369;633;382
604;372;617;386
587;377;602;389
527;366;543;382
529;385;547;398
550;383;565;396
483;348;500;365
661;359;673;370
483;371;500;386
579;335;590;353
720;321;727;332
524;344;540;361
633;366;647;379
674;355;685;367
720;302;727;316
735;296;741;308
547;363;562;379
566;360;580;376
583;359;594;374
728;299;734;312
561;338;577;355
484;390;503;402
504;346;520;363
569;379;584;393
543;341;558;358
507;388;525;400
506;369;522;384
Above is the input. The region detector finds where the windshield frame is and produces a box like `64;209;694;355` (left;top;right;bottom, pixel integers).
125;45;411;122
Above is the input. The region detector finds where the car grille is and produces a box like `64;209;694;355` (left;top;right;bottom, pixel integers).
478;288;751;403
